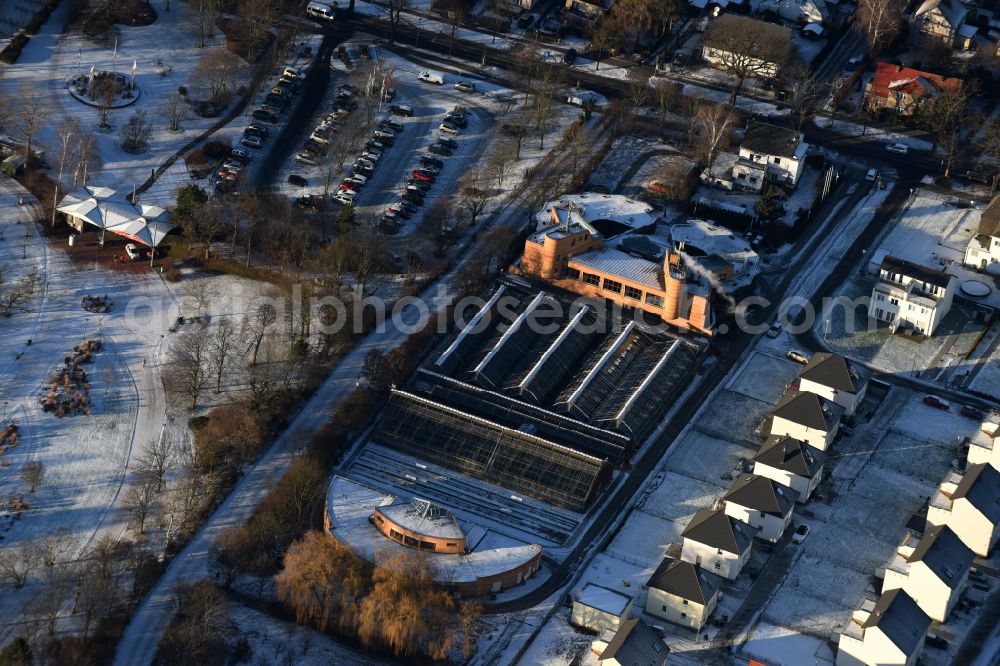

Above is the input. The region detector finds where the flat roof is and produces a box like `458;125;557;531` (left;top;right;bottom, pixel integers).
569;247;664;291
535;192;661;234
326;476;542;584
576;583;632;616
377;498;465;541
669;219;756;259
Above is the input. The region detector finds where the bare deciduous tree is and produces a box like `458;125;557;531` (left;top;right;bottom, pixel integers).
695;103;735;171
161;93;189;132
854;0;902;54
208;318;241;393
124;476;158;535
119;109;154;153
0;541;41;588
704;18;790;105
137;435;174;492
245;302;278;367
168;327;211;409
458;168;490;227
487;138;518;190
189;0;220;48
192;48;245;104
5;81;48;173
21;460;45;492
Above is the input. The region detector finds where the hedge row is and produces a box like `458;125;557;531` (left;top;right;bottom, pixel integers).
0;0;61;64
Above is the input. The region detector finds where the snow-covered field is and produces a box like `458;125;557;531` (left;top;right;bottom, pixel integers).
813;117;934;152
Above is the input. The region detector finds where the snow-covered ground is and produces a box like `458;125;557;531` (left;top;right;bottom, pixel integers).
813;116;934;153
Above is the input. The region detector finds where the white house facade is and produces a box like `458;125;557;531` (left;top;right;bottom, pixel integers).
644;556;722;630
837;590;930;666
796;352;871;415
868;255;956;335
723;473;797;543
680;508;754;580
732;122;808;193
752;435;826;502
770;390;843;451
881;526;973;623
572;583;634;633
968;415;999;467
965;198;1000;270
927;463;1000;557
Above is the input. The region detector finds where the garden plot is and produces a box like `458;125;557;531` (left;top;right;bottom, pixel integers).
726;351;802;405
515;611;594;666
639;470;725;522
872;430;957;484
761;557;871;635
970;341;1000;398
888;396;982;444
575;552;651;600
664;430;755;487
687;389;772;444
586;135;660;194
604;510;683;569
742;623;834;666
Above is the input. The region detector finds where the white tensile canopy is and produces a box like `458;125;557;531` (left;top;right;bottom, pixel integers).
56;186;176;248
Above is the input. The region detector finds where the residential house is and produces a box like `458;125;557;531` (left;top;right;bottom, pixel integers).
701;15;792;80
732;122;809;193
645;555;722;630
868;255;957;335
572;583;634;633
927;463;1000;557
563;0;610;29
968;414;1000;467
836;589;931;666
865;62;964;115
680;508;754;580
770;390;844;451
911;0;971;48
796;352;871;415
965;196;1000;270
752;435;826;502
723;473;798;542
591;618;670;666
882;526;973;622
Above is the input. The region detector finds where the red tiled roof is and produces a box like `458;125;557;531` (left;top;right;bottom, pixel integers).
867;61;963;100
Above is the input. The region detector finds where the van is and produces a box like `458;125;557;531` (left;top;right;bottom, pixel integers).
417;70;445;85
390;104;414;117
306;1;335;21
283;67;304;80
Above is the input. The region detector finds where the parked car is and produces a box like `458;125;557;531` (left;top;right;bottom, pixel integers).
252;109;278;123
294;152;318;166
381;119;404;132
844;55;863;72
386;204;411;219
766;322;782;338
345;176;366;188
241;135;263;148
411;170;435;182
961;405;984;420
454;80;476;93
865;168;878;181
125;243;143;261
279;76;302;91
885;142;909;155
443;113;467;128
406;179;431;191
401;192;424;206
231;148;250;159
390;104;414;117
288;174;308;187
333;194;354;206
247;123;270;136
420;155;444;168
417;70;445;85
366;140;385;152
396;199;418;213
282;67;304;80
373;130;395;145
517;12;536;29
786;350;809;365
339;182;359;193
428;143;453;156
923;395;950;410
563;48;578;65
437;136;458;149
792;524;810;544
337;83;357;94
353;164;373;177
417;164;440;176
355;157;376;170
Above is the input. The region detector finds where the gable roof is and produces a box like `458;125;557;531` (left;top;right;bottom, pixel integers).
724;473;797;516
647;556;722;605
773;390;842;431
863;589;931;657
953;463;1000;525
868;62;963;101
702;15;792;61
754;435;826;478
979;196;1000;238
599;618;670;666
741;122;803;159
909;525;974;589
799;352;870;394
681;508;754;555
914;0;968;27
880;255;954;289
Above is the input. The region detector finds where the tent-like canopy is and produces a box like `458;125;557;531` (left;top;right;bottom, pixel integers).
56;186;177;248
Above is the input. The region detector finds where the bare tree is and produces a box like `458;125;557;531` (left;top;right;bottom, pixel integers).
52;117;82;223
192;48;245;104
349;228;384;298
0;542;40;588
124;476;158;535
695;103;735;170
137;436;174;492
119;109;154;153
72;131;100;188
189;0;220;48
245;302;278;367
854;0;903;54
654;79;681;127
21;460;45;492
458;168;491;226
388;0;406;42
590;19;619;72
979;118;1000;194
704;18;790;105
208;318;241;393
94;77;117;128
169;327;211;409
161;93;189;132
787;69;823;131
6;81;49;173
38;528;72;568
425;198;456;257
487;139;519;190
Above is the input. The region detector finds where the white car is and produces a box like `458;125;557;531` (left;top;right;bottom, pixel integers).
333;194;354;206
439;122;460;135
294;152;318;166
766;322;782;338
241;135;262;148
885;142;909;155
792;524;810;544
125;243;143;261
362;150;381;162
417;70;445;85
355;158;375;170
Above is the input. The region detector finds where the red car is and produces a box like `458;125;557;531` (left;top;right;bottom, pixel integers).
923;395;950;410
961;405;984;420
411;169;434;182
339;182;358;193
387;205;412;219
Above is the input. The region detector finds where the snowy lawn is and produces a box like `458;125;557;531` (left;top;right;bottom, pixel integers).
742;622;835;666
726;351;803;405
663;430;755;487
639;470;726;522
514;610;594;666
685;389;772;444
604;510;683;569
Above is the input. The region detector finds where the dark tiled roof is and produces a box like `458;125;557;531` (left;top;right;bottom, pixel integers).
863;589;931;656
909;525;974;589
754;435;826;478
980;196;1000;238
703;15;792;60
799;352;871;394
724;473;798;516
773;390;842;431
741;122;802;159
681;508;754;555
953;463;1000;525
880;255;954;289
647;556;723;605
599;618;670;666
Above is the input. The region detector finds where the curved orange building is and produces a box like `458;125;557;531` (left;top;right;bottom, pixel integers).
372;498;466;554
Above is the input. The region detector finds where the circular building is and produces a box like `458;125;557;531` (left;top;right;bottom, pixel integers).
325;475;543;598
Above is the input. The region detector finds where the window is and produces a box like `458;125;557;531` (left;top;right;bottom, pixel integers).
582;272;600;286
390;529;402;540
446;543;456;547
773;157;781;164
624;285;642;300
662;605;667;612
603;278;622;294
566;267;581;280
890;297;899;305
681;612;687;619
759;511;766;518
646;293;664;307
682;599;689;606
419;540;437;550
715;561;722;570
